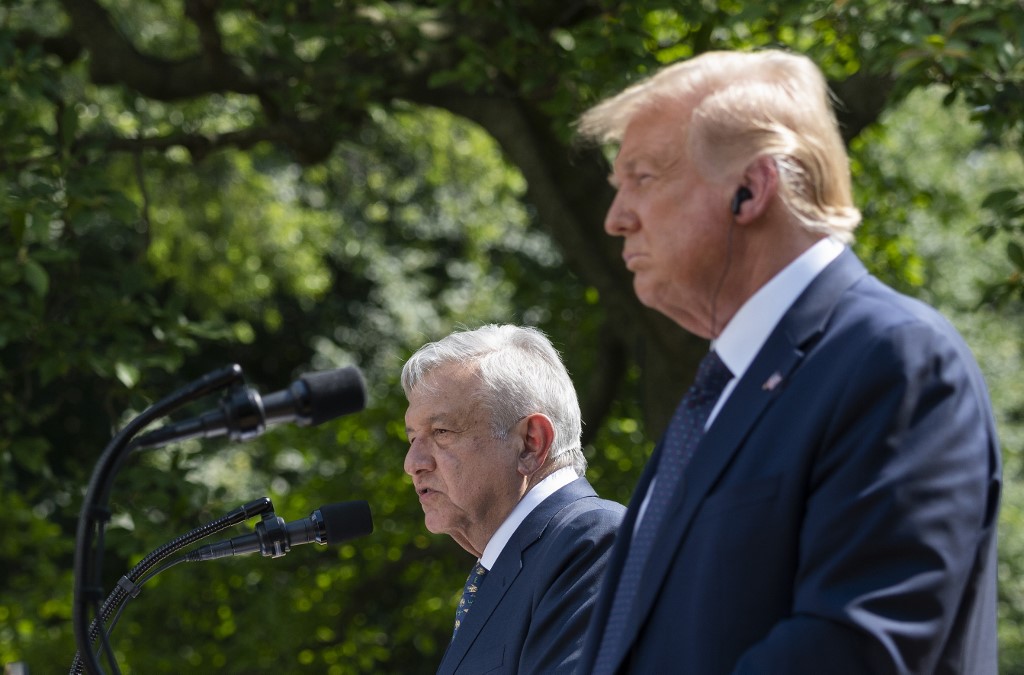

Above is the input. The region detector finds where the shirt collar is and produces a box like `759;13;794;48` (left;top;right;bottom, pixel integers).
479;466;579;570
713;237;844;382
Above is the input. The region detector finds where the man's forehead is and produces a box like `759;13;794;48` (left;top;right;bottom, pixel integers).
405;402;468;425
615;116;687;167
405;383;483;427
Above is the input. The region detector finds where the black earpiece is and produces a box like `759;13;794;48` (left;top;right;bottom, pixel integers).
731;187;753;215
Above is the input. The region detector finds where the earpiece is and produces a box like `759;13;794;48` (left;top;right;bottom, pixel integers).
730;187;753;215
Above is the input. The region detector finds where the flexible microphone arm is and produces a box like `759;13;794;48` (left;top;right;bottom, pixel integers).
72;364;246;675
72;363;368;674
185;500;374;562
69;497;275;675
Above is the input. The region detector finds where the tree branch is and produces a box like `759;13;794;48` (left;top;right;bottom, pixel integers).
580;327;628;447
73;120;342;164
57;0;259;100
183;0;228;66
832;71;897;143
14;30;83;63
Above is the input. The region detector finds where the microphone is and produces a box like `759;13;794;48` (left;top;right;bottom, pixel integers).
136;366;367;449
186;500;373;562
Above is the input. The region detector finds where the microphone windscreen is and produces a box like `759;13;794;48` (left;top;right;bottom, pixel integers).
301;366;367;426
319;500;373;545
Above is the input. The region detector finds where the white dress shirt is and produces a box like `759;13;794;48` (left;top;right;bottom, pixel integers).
635;237;845;529
709;236;844;423
479;466;579;570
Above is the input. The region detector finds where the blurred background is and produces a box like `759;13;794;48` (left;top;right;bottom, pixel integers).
2;1;1023;672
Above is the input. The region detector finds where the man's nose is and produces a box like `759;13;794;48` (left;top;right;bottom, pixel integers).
404;438;432;476
604;191;639;235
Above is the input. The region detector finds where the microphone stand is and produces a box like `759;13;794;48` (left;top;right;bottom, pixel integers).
72;364;246;675
69;497;276;675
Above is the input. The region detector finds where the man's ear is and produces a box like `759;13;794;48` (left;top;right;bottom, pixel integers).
518;413;554;476
732;155;779;222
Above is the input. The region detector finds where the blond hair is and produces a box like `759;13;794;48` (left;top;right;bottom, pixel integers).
577;50;861;242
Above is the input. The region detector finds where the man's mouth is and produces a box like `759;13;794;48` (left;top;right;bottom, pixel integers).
623;251;645;269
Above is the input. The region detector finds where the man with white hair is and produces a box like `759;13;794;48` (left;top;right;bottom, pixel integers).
403;324;625;674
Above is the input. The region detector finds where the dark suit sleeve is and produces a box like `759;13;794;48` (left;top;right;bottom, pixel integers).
519;503;623;674
733;321;1000;673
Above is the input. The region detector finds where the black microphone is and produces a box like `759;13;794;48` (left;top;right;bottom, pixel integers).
136;366;367;449
186;501;373;562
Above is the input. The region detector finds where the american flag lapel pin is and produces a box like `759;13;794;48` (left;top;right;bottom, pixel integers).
762;371;784;391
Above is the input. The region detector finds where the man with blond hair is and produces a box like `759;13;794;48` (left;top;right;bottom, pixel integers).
575;50;1001;674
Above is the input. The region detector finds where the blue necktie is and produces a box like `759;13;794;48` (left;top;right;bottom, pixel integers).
593;350;732;674
452;562;489;639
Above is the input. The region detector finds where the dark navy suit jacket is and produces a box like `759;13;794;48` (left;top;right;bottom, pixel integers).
578;250;1001;674
437;477;625;674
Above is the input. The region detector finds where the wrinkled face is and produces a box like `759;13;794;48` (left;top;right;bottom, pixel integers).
404;365;525;554
604;106;731;338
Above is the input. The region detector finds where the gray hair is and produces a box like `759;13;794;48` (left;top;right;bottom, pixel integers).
401;324;587;476
577;49;861;243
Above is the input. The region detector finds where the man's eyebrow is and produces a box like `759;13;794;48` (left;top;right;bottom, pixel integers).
607;156;639;188
406;412;458;433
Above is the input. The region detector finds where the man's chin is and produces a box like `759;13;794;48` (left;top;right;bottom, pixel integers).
632;281;659;310
423;517;448;536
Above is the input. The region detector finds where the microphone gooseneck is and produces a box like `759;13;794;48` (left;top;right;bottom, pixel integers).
185;500;374;562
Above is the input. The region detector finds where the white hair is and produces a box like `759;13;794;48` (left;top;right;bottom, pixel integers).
402;324;586;475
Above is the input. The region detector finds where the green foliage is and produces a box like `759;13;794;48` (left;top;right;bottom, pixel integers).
2;1;1024;673
0;19;603;668
978;188;1024;306
852;0;1024;307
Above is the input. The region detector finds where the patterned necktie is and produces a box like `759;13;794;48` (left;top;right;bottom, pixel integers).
593;350;732;674
452;562;489;639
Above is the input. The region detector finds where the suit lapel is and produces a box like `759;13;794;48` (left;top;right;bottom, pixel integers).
439;547;524;671
439;479;596;673
619;249;868;650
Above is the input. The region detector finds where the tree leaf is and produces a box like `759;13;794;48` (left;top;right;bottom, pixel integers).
22;259;49;298
1008;240;1024;270
114;361;140;389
